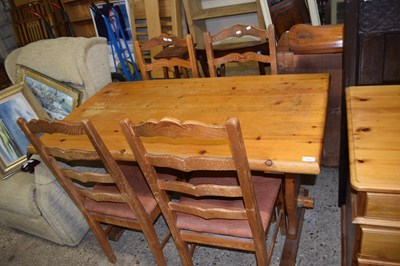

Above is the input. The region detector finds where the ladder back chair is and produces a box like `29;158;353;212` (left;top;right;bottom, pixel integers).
17;118;172;265
204;24;278;77
120;117;286;266
134;34;199;80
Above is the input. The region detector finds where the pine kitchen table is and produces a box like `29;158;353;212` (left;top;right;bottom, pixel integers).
30;74;329;264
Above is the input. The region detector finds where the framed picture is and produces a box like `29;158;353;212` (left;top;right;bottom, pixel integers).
0;83;47;173
17;67;82;120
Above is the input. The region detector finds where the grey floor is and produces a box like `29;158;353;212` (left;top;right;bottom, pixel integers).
0;167;341;265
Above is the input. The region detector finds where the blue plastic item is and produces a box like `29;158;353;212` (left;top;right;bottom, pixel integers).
90;1;141;81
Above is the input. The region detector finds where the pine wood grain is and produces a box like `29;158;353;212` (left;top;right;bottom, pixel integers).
346;85;400;193
31;74;329;175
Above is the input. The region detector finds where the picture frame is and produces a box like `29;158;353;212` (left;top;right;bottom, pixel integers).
17;67;82;120
0;83;47;173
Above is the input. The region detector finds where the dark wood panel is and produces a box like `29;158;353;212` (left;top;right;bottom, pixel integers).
358;34;385;85
383;34;400;84
269;0;310;39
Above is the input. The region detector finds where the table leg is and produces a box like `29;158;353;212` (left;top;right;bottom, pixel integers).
280;173;308;265
285;173;300;239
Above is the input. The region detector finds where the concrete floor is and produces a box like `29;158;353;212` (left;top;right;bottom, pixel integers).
0;167;341;265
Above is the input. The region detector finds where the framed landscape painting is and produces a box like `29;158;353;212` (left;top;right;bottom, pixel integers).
18;67;82;120
0;84;47;173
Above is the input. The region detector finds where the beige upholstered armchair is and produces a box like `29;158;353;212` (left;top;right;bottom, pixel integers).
0;37;111;246
5;37;111;101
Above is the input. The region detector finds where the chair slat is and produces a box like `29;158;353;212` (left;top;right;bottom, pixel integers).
147;155;235;172
158;180;242;197
79;188;125;203
23;118;85;135
63;169;114;184
214;52;272;65
45;147;100;161
180;231;255;251
132;118;227;139
144;58;192;71
169;202;247;220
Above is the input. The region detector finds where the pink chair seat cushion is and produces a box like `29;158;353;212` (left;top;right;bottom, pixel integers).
84;164;175;220
176;174;281;239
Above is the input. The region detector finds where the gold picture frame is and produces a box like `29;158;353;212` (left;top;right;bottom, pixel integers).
0;83;47;174
17;66;82;120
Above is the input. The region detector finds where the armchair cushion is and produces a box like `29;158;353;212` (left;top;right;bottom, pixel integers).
0;171;41;217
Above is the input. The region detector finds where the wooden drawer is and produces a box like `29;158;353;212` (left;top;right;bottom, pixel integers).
365;193;400;221
359;225;400;261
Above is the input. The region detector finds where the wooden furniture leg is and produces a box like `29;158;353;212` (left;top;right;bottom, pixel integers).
280;173;312;265
285;173;300;239
107;226;125;241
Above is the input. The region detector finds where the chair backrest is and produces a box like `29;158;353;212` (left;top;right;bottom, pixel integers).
120;117;265;262
134;34;199;80
204;24;278;77
17;118;145;217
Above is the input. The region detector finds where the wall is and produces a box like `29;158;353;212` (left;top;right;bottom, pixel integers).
0;0;17;61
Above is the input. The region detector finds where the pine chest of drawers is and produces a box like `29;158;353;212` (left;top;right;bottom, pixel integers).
346;85;400;265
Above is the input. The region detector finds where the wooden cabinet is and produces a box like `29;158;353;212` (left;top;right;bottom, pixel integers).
182;0;265;48
346;85;400;265
61;0;96;37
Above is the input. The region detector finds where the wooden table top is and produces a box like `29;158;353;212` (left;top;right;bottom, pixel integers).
34;74;329;175
346;85;400;193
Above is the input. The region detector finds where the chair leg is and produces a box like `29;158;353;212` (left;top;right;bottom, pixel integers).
278;186;287;235
258;61;266;75
254;235;268;266
217;64;226;77
163;67;170;79
88;220;117;263
141;222;168;266
181;67;189;78
107;226;125;241
267;209;283;263
174;239;194;266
